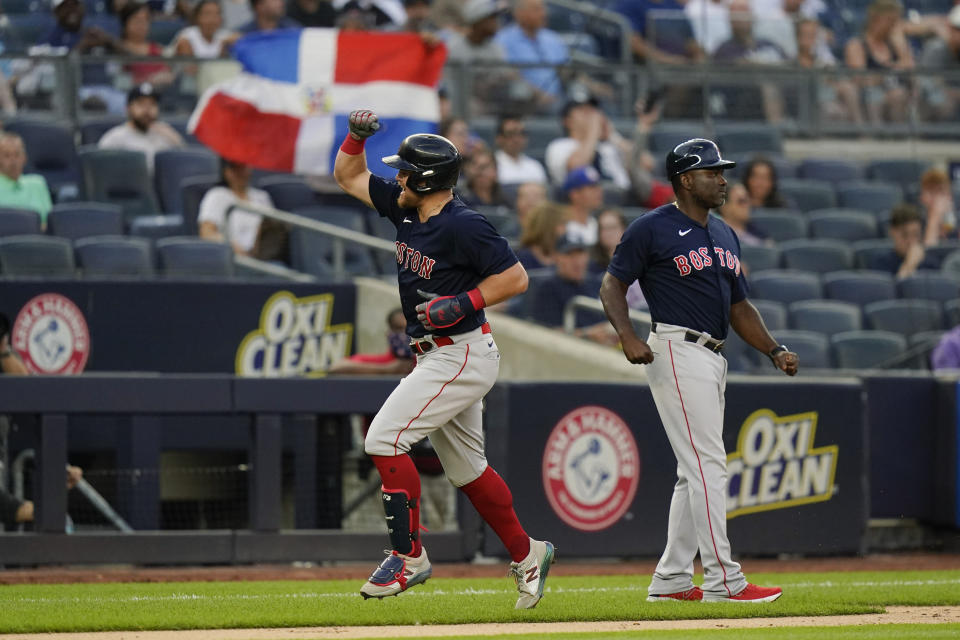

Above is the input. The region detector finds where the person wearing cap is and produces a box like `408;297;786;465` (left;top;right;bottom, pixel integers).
918;4;960;121
599;138;797;604
562;166;602;246
98;83;185;175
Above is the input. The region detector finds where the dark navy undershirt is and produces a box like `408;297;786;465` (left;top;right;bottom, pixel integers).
369;175;518;339
606;203;749;340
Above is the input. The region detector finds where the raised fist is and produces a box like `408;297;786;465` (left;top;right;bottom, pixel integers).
348;110;380;140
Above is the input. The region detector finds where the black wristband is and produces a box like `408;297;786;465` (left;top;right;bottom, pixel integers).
768;344;788;366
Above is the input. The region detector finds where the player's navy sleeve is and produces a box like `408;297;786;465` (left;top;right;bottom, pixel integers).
454;212;518;277
731;233;749;303
368;174;405;226
606;217;649;285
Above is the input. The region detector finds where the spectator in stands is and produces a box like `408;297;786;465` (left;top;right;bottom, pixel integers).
742;156;790;209
562;166;602;245
494;115;547;186
544;95;631;198
617;0;703;63
795;17;863;125
335;0;406;29
391;0;435;33
494;0;569;108
198;157;282;260
0;312;28;376
752;0;829;60
287;0;337;27
99;83;185;174
0;133;53;227
844;0;914;125
221;0;254;30
683;0;730;57
119;2;175;89
460;148;508;207
717;182;770;247
43;0;120;52
589;207;625;274
868;203;938;278
627;94;674;208
174;0;240;58
931;325;960;370
328;308;415;375
919;167;959;245
919;5;960;121
439;116;484;160
515;200;566;270
239;0;299;33
514;181;548;228
0;465;83;528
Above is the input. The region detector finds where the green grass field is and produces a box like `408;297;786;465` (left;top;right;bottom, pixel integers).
0;570;957;634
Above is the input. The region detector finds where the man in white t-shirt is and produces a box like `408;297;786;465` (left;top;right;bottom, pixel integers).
494;115;547;185
544;96;631;193
98;83;185;174
197;158;275;257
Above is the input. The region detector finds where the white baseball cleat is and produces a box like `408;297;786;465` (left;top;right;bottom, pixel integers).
359;548;432;599
510;538;556;609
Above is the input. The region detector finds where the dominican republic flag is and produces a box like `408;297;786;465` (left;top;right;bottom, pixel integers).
188;29;446;176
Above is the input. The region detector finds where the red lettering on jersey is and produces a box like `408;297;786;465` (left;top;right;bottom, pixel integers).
410;250;422;272
733;254;741;276
688;250;704;270
396;242;406;265
405;247;415;269
418;257;436;279
673;255;691;276
713;247;726;267
699;247;713;266
726;250;734;270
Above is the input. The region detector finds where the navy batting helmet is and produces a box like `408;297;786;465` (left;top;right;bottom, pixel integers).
382;134;462;194
665;138;736;179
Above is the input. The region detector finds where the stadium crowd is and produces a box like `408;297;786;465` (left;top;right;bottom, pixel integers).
0;0;958;372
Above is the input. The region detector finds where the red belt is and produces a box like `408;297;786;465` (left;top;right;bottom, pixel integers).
412;322;491;354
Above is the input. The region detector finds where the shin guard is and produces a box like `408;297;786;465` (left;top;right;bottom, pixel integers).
382;489;418;555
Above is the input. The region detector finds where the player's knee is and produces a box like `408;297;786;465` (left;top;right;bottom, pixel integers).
364;429;402;457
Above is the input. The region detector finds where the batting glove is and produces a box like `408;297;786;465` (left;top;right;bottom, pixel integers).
348;110;380;140
416;289;485;331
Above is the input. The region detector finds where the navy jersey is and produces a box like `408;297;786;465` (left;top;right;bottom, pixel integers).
369;175;518;338
607;204;749;340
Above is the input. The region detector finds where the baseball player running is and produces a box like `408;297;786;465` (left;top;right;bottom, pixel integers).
333;109;554;608
598;139;798;603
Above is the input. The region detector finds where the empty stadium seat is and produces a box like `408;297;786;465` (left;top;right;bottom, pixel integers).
258;176;317;211
896;272;960;303
942;251;960;279
79;148;160;220
798;158;863;184
750;211;808;242
648;122;708;154
524;119;565;158
923;241;960;268
715;123;783;154
726;154;797;180
788;300;862;334
79;116;125;146
74;236;154;277
864;299;943;335
5;119;80;197
148;17;185;45
831;330;908;369
946;299;960;327
0;207;41;237
866;159;928;192
836;181;903;216
156;237;234;277
288;206;376;276
751;298;787;331
477;205;521;238
778;178;837;212
852;238;895;269
47;203;123;240
822;270;896;306
779;239;854;274
180;174;218;236
154;148;219;215
5;14;55;52
0;235;75;276
908;330;944;370
807;209;879;241
748;270;822;304
770;329;831;368
740;244;780;272
128;215;185;239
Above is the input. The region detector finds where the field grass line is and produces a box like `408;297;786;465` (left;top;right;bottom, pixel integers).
5;578;960;605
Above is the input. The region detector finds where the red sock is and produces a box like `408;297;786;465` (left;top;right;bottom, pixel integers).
460;466;530;562
371;454;422;557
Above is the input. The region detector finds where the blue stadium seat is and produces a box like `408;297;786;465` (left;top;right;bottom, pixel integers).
788;300;862;334
74;236;154;277
648;122;708;154
823;270;897;307
477;205;520;239
258;176;317;211
1;0;37;14
751;299;787;331
5;119;80;198
0;207;42;237
831;330;908;369
725;154;797;181
836;181;903;216
807;209;879;241
154;148;218;215
156;237;234;277
864;299;943;335
896;272;960;304
148;18;185;46
289;206;376;276
946;299;960;327
740;244;780;272
748;270;822;304
750;211;808;242
5;14;55;51
852;238;895;269
524;119;565;158
866;159;928;192
367;215;397;273
79;148;160;220
715;123;783;155
771;330;831;368
129;215;186;239
779;239;854;274
908;330;945;370
778;178;837;212
47;203;123;240
923;241;960;268
798;158;863;184
79;116;125;145
180;174;218;236
0;235;75;276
